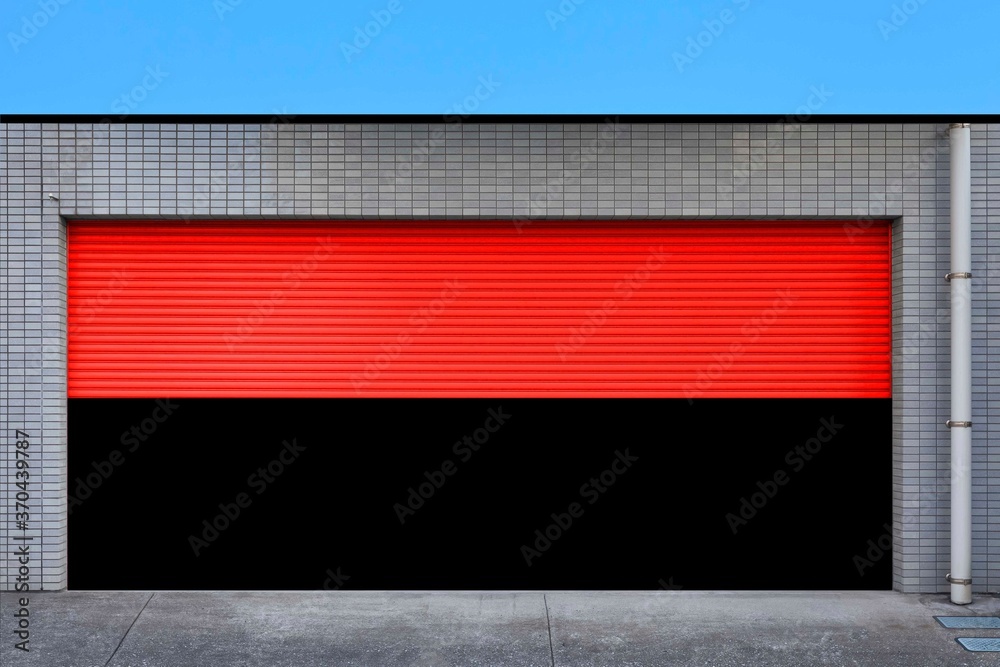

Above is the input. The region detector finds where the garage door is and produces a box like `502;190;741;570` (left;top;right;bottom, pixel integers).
68;221;891;398
68;220;892;591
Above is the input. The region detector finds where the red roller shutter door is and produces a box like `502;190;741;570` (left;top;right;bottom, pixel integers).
67;221;891;398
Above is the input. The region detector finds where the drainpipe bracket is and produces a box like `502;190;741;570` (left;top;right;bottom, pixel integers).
947;574;972;585
946;420;972;428
945;272;972;282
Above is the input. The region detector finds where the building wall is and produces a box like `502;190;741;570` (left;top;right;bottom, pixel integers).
1;120;997;593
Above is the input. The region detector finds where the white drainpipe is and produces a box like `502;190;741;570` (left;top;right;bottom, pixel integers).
947;122;972;605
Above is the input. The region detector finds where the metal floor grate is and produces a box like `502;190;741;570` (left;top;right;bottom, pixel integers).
935;616;1000;629
957;638;1000;652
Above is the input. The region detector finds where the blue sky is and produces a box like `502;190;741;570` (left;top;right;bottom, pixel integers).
1;0;997;114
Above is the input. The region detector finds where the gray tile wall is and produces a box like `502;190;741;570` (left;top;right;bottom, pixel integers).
1;120;996;593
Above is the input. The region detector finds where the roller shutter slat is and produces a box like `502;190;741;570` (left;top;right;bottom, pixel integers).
68;221;891;398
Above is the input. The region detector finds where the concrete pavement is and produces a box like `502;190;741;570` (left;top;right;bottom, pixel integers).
2;591;1000;666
